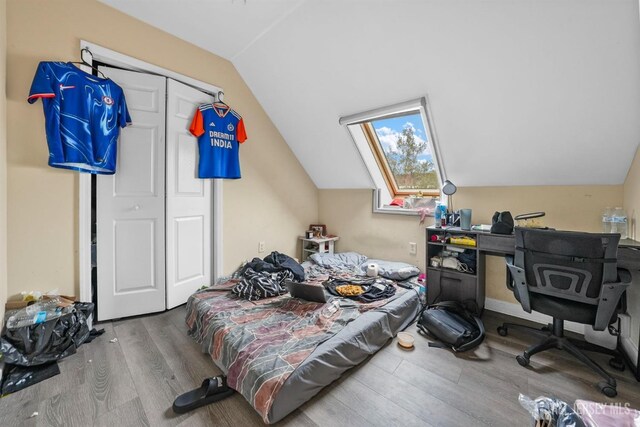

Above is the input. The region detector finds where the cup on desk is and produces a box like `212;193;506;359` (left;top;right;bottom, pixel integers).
460;209;472;230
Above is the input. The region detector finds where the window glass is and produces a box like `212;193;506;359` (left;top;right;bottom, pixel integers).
370;112;438;193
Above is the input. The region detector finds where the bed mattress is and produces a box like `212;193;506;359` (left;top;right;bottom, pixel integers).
186;254;420;423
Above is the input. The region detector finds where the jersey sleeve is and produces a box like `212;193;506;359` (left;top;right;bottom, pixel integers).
28;62;56;104
189;109;205;137
236;118;247;143
118;90;132;128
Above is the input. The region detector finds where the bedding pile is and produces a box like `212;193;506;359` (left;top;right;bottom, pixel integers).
186;252;420;423
231;251;303;301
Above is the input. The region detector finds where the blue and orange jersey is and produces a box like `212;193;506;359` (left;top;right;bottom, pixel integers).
189;103;247;179
28;61;131;174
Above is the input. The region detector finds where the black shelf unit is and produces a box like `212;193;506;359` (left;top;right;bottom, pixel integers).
426;226;486;310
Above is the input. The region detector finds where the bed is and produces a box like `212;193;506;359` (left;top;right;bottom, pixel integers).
185;252;421;424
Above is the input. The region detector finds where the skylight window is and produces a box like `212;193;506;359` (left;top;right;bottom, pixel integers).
365;112;439;196
340;97;446;214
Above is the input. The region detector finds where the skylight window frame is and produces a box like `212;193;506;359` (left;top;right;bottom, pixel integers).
340;97;446;213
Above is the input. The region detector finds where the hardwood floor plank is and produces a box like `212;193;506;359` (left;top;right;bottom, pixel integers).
350;360;484;426
92;397;149;427
113;318;191;426
394;359;529;426
0;380;40;427
386;324;464;383
300;385;380;427
34;347;86;402
83;323;139;415
329;375;431;427
36;382;97;427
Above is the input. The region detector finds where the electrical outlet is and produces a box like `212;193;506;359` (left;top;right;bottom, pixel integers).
409;242;417;255
258;241;265;253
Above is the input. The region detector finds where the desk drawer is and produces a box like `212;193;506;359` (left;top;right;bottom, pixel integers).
426;268;477;305
477;233;515;255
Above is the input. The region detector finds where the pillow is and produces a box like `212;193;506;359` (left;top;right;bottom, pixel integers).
309;252;368;268
360;259;420;280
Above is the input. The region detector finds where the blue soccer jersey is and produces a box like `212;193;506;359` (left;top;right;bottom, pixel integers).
28;61;131;174
189;103;247;179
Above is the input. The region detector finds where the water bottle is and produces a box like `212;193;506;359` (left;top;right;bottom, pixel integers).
434;202;442;228
612;207;628;240
602;207;613;233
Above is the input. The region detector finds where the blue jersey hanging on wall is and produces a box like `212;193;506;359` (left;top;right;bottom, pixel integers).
28;61;131;174
189;103;247;179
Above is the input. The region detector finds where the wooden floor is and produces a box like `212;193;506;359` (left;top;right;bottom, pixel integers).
1;307;639;427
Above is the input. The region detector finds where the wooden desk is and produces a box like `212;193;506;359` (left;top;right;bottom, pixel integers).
426;226;640;380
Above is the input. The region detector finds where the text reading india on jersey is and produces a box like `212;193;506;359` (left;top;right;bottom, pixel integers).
209;130;235;148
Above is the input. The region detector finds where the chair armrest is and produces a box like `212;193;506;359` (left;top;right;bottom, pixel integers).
594;277;630;331
507;261;531;313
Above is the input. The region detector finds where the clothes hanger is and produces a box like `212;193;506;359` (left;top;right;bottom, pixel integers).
213;91;228;108
69;47;108;79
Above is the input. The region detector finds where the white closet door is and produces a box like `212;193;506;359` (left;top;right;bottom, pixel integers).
97;67;167;320
165;79;214;308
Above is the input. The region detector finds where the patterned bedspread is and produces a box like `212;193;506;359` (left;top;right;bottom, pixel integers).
186;266;409;422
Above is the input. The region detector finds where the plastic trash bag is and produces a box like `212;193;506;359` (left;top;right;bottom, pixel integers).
0;302;94;366
519;394;586;427
1;362;60;395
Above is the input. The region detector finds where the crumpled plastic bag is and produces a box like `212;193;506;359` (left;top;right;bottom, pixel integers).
1;302;94;366
519;394;586;427
575;400;640;427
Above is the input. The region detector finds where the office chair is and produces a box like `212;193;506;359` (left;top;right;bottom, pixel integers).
497;228;631;397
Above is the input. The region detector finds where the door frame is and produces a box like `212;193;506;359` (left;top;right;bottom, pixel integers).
78;40;224;303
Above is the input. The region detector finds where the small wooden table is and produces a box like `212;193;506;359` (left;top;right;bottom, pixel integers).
299;236;339;262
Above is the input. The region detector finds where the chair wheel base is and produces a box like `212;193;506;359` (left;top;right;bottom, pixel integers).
609;357;625;372
597;381;617;398
497;326;508;337
516;355;529;367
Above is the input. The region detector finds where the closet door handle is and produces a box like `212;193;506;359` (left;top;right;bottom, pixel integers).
133;204;141;211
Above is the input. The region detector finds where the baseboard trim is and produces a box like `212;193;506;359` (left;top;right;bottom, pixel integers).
621;336;639;369
484;297;585;334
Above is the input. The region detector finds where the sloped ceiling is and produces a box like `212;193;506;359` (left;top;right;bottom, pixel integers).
101;0;640;188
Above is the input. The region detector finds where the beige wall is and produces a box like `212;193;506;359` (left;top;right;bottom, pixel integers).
623;145;640;348
319;185;623;303
6;0;318;299
625;145;640;242
0;0;7;324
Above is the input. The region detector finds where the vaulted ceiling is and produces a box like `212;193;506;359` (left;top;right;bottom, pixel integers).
100;0;640;188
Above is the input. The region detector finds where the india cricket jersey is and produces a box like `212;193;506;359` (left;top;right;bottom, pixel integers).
189;103;247;179
28;61;131;174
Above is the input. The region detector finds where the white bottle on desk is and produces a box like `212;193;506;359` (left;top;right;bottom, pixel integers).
611;207;628;240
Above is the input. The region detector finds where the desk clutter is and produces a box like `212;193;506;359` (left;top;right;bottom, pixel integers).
428;231;477;274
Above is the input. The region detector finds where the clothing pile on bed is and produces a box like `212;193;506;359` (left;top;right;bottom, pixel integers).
231;251;304;301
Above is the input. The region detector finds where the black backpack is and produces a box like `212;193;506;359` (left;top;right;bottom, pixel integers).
491;211;514;235
417;301;485;352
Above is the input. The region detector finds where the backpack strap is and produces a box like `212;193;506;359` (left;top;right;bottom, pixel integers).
453;315;485;352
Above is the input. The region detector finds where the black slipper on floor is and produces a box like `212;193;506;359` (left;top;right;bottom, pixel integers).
172;376;235;414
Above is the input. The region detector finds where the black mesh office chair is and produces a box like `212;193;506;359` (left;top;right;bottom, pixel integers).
497;228;631;397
